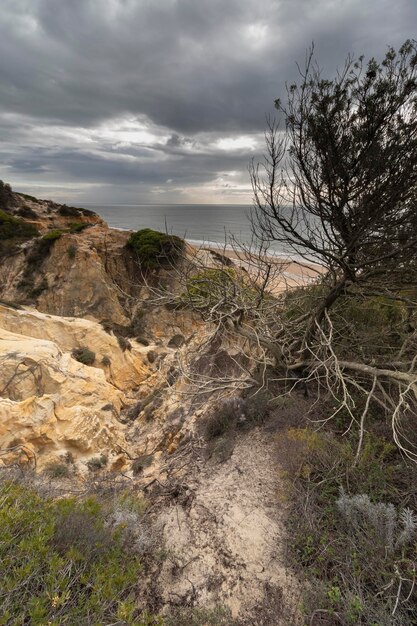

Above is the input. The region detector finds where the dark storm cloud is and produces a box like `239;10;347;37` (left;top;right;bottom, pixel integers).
0;0;416;202
8;147;251;185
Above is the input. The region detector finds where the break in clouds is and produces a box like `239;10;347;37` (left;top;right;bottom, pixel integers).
0;0;416;204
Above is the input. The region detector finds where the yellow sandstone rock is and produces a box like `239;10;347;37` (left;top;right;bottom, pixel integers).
0;304;149;391
0;309;148;468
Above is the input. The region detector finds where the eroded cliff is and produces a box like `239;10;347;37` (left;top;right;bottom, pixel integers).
0;185;301;624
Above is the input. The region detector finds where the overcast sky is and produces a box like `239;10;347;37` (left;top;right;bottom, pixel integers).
0;0;416;205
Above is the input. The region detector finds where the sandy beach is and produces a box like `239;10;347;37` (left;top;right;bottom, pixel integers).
187;241;323;294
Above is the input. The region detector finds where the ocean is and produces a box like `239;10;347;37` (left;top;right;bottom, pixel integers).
82;203;256;249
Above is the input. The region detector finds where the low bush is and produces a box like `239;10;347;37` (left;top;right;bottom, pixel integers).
86;454;108;471
72;346;96;366
17;191;38;203
204;403;238;440
241;391;270;426
132;454;153;476
0;299;22;309
0;209;39;257
42;229;65;241
0;180;14;208
279;428;417;624
204;393;271;441
69;221;89;233
44;461;72;479
117;334;132;351
167;333;185;348
147;349;157;362
62;451;74;465
58;205;81;217
138;337;150;346
185;267;238;310
101;402;115;411
67;243;77;259
124;401;143;422
126;228;184;270
16;205;38;219
78;207;97;217
0;482;148;624
107;491;153;556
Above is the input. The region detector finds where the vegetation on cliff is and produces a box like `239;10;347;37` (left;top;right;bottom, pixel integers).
0;180;14;210
127;228;185;270
0;208;39;257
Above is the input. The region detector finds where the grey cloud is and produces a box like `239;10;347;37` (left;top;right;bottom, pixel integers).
1;0;414;132
6;142;254;186
0;0;415;202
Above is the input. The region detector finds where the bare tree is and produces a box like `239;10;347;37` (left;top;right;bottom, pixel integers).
251;40;417;349
133;42;417;461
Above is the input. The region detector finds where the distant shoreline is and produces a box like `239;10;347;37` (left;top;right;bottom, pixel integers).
106;224;323;271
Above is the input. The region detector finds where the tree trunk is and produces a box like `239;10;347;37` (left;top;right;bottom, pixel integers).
300;275;349;361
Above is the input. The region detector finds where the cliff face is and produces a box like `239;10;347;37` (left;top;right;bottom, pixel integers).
0;185;300;623
0;304;154;469
0;304;150;391
3;189;104;232
0;186;204;469
0;192;137;324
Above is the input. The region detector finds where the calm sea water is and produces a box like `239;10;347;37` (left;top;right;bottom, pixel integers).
82;204;255;248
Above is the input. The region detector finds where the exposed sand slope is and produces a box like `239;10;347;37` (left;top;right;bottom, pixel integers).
157;430;301;624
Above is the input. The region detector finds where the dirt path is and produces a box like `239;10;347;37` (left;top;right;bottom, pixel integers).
156;430;301;624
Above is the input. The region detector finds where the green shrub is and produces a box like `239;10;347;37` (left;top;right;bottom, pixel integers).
58;205;81;217
62;451;75;465
185;267;236;305
117;334;132;351
167;334;185;348
126;228;184;270
114;490;148;517
78;207;97;217
16;205;37;219
86;454;108;471
241;391;270;426
132;455;153;476
0;209;39;256
42;229;65;241
0;299;22;309
0;482;146;624
204;394;270;441
0;180;14;208
17;191;38;203
67;243;77;259
147;349;157;362
44;461;71;479
72;346;96;366
125;401;143;422
69;221;89;233
280;428;417;624
204;399;239;440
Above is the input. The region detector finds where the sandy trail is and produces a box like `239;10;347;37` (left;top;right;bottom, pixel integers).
156;430;301;624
